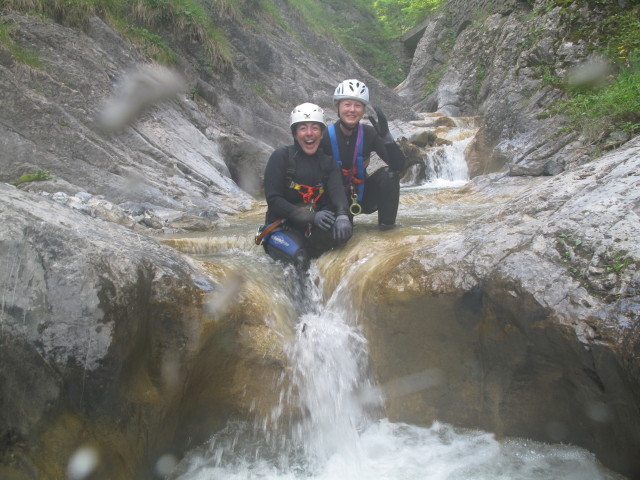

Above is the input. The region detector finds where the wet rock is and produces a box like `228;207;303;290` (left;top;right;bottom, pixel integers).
169;214;217;232
603;130;632;150
508;162;546;176
0;10;413;222
433;137;453;147
433;116;457;128
0;185;286;478
364;136;640;478
397;0;620;176
409;130;437;148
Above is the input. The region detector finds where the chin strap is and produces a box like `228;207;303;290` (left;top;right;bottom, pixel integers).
338;118;357;132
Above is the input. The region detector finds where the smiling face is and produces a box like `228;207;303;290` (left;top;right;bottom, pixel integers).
337;99;365;130
294;121;324;155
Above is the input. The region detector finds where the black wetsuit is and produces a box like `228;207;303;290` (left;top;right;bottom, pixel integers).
319;120;406;226
263;143;349;266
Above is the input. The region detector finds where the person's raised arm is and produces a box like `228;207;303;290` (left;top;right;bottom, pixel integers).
369;107;406;172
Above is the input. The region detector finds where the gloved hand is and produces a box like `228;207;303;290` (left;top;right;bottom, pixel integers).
368;106;394;143
313;210;335;231
333;215;352;243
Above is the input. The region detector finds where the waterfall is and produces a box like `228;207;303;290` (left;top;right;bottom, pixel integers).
398;117;476;188
275;268;379;475
421;135;472;185
169;256;625;479
169;264;382;478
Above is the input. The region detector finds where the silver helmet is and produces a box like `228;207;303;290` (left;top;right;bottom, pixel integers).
333;79;369;105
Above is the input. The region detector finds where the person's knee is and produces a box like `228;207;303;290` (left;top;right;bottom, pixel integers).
376;168;400;226
265;230;308;269
381;167;400;187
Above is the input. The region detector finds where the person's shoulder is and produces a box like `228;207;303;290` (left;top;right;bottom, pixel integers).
273;145;290;156
323;122;340;136
266;145;292;168
318;150;338;169
269;145;292;159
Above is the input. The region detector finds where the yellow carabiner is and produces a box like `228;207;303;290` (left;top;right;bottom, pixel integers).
349;193;362;216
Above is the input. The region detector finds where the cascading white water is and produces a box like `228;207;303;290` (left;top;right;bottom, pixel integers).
396;117;475;188
170;262;624;480
422;135;472;185
276;268;380;476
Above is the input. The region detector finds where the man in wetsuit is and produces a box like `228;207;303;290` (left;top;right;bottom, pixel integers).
320;79;406;230
259;102;352;271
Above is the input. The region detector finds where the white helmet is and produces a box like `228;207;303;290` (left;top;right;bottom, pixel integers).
333;79;369;105
290;102;326;131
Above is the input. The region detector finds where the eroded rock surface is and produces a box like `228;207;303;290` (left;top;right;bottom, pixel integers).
397;0;627;176
0;185;288;479
363;136;640;477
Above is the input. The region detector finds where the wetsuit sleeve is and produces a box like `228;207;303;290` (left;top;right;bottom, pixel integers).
371;129;406;172
264;147;315;227
322;155;349;217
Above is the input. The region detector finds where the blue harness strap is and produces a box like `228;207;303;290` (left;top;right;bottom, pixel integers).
328;123;341;167
328;123;365;202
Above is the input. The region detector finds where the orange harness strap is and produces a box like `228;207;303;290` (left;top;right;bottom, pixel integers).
290;182;325;207
341;169;364;184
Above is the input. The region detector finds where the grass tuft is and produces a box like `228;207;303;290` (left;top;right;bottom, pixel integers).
11;169;53;185
1;0;232;68
0;20;44;67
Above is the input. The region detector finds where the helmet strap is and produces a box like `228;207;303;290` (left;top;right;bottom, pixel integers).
338;118;357;133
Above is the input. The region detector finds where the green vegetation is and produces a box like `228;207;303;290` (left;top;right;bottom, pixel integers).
605;252;630;274
274;0;447;85
373;0;446;37
0;0;444;85
128;26;178;64
11;169;53;185
557;231;633;300
421;62;448;98
3;0;634;142
370;0;446;84
0;20;43;68
547;3;640;146
0;0;232;68
287;0;409;85
558;57;640;143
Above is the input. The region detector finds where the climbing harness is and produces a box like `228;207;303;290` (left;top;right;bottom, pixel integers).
289;182;324;238
349;193;362;216
282;181;323;238
284;145;327;238
328;123;364;215
290;182;325;208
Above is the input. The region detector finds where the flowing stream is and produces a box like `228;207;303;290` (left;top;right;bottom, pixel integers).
166;124;626;480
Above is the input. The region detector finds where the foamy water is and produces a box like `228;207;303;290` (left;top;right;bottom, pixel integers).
169;267;625;480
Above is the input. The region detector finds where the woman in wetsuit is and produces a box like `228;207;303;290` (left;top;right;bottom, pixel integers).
320;79;406;230
259;102;352;270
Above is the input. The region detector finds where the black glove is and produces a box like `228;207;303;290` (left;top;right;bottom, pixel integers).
333;215;352;243
313;210;335;231
368;107;393;143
